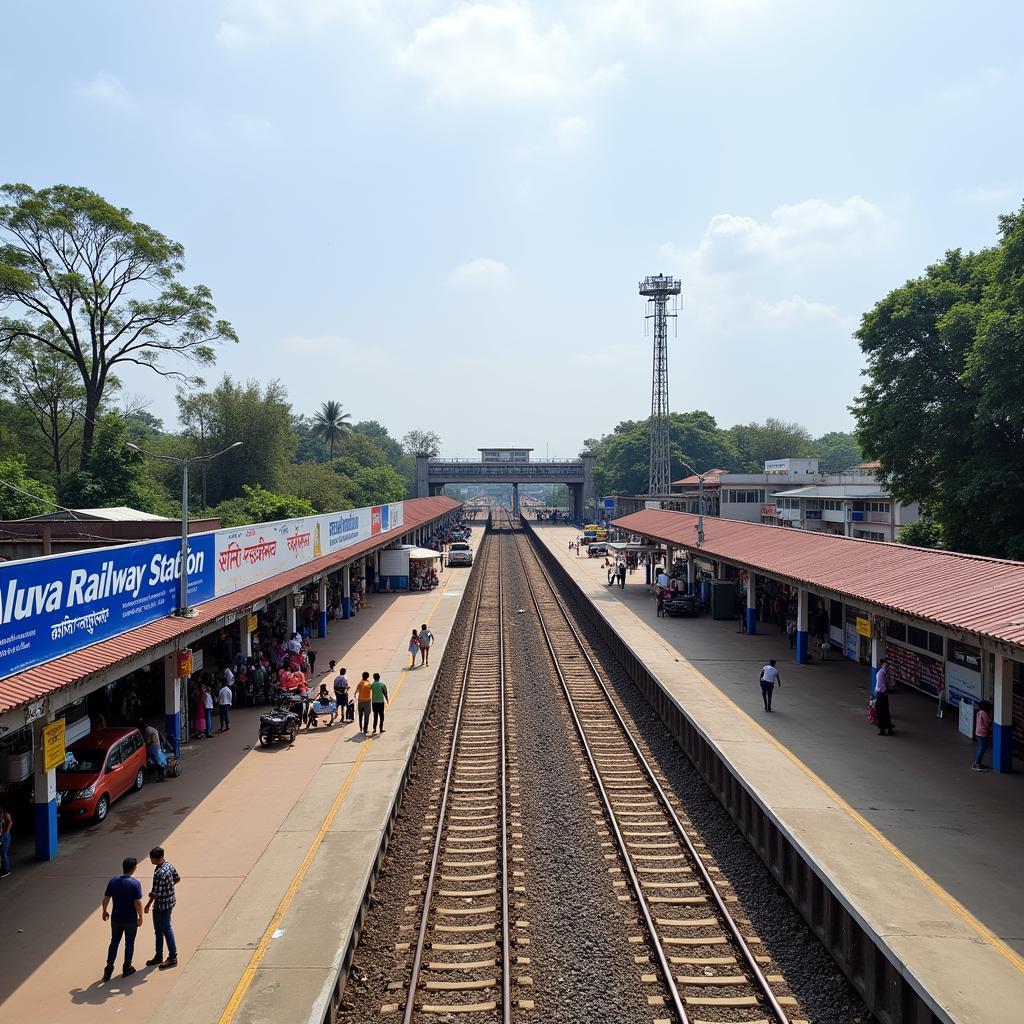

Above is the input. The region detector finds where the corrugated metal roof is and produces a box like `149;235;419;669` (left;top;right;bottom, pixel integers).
0;497;461;714
613;509;1024;650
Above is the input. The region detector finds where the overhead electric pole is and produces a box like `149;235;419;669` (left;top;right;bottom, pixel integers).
639;273;682;496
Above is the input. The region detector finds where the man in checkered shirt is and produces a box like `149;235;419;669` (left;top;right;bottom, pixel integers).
144;846;179;969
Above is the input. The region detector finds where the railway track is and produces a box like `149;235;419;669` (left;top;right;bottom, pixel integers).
506;514;803;1024
393;526;516;1022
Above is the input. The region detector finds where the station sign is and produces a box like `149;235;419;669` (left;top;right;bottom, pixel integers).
0;534;215;680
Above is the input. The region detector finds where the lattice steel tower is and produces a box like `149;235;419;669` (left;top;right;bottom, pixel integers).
639;273;682;495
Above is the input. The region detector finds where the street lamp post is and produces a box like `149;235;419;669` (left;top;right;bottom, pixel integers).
679;460;709;547
125;441;243;616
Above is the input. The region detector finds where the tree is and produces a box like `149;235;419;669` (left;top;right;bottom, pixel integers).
3;341;85;494
177;391;217;506
0;453;56;518
813;431;862;474
853;206;1024;558
190;377;295;506
0;183;237;468
401;429;441;458
726;418;814;471
898;515;945;549
311;399;352;459
210;484;316;528
282;462;356;513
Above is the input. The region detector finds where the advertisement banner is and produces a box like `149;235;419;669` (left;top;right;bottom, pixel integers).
388;502;404;532
176;649;193;678
214;516;322;597
43;718;66;771
946;661;983;706
371;506;382;535
0;534;215;680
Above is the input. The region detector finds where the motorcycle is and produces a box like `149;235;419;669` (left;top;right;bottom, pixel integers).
258;700;301;746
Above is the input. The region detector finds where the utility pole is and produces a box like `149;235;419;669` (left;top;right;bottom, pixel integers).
639;274;682;496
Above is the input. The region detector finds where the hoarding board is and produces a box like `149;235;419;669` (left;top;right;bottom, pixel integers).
42;719;66;771
0;534;215;680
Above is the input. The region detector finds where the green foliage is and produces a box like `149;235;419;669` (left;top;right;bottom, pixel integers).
209;484;316;528
0;183;236;468
401;429;441;458
311;400;352;459
898;515;945;549
282;462;356;513
813;431;862;474
726;418;814;471
61;415;175;515
854;204;1024;558
193;377;296;505
0;453;56;518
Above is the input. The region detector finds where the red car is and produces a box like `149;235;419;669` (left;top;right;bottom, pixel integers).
56;727;147;823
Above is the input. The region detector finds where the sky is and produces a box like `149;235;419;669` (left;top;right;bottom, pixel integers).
2;1;1023;458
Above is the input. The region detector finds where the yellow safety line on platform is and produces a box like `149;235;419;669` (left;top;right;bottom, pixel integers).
564;535;1024;975
217;581;455;1024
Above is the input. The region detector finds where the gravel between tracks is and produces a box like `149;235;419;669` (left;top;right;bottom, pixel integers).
541;536;876;1024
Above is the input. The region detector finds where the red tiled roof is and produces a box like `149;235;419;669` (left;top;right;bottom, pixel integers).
613;508;1024;649
0;497;460;715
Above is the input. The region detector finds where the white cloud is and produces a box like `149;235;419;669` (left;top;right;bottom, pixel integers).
554;114;591;145
583;0;770;45
77;72;133;109
449;257;511;286
692;196;890;274
217;0;391;47
396;2;622;104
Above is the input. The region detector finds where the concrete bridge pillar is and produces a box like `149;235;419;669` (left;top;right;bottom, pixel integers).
512;483;520;515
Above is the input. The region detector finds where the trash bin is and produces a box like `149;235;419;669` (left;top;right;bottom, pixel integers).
710;580;737;620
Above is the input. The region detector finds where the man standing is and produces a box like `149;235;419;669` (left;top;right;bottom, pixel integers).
217;678;233;733
102;856;143;980
333;665;350;720
759;659;781;712
874;658;894;736
145;846;179;970
418;623;434;667
370;672;389;735
355;672;373;734
141;721;167;782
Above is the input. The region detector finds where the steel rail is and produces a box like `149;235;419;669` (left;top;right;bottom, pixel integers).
508;514;793;1024
402;524;511;1024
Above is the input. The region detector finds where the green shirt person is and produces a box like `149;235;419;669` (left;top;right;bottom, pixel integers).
370;673;389;735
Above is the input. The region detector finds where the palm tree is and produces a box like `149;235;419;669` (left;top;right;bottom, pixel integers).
311;400;352;459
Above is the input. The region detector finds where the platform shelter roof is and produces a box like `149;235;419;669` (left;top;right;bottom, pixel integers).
0;496;460;715
612;508;1024;650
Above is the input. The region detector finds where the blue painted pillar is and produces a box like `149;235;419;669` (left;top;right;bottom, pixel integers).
746;571;757;636
318;578;329;638
342;563;352;620
33;715;57;861
164;653;181;758
795;587;810;664
994;654;1014;773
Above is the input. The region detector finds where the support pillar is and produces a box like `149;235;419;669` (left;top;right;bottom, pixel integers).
164;653;182;758
665;546;674;576
241;618;252;660
342;564;352;619
32;711;57;861
318;578;328;637
870;635;886;695
715;561;725;579
686;553;695;595
286;592;297;635
746;572;757;635
796;587;810;664
994;654;1015;773
512;483;520;515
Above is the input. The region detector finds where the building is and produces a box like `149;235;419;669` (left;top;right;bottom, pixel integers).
768;484;919;541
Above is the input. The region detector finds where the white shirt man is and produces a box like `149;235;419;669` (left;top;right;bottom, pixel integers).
287;635;301;655
759;660;781;713
217;683;233;732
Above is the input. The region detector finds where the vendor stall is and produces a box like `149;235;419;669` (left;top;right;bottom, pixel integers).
378;545;443;591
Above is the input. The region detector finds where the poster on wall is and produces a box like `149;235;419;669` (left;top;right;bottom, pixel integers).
946;662;983;706
0;534;215;680
887;643;945;698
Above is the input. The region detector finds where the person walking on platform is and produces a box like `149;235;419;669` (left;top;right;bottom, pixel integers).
102;856;143;981
874;659;894;736
370;672;389;735
759;660;781;712
408;629;421;668
617;562;626;588
144;846;179;970
356;672;373;733
972;700;992;771
419;623;434;667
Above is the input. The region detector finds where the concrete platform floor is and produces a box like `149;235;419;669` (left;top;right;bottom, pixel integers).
0;534;481;1024
532;522;1024;1022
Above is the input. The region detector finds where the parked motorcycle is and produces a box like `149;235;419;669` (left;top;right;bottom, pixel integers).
258;701;300;746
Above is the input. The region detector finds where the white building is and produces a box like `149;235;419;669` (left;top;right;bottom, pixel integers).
767;484;919;541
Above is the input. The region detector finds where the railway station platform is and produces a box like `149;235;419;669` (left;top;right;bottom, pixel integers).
530;522;1024;1023
0;529;484;1024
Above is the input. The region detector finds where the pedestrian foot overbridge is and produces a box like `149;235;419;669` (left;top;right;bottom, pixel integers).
416;447;596;515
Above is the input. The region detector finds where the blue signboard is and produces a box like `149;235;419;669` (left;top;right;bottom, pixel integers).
0;534;215;680
603;498;615;509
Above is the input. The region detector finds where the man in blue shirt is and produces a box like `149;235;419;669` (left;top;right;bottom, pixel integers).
102;857;143;981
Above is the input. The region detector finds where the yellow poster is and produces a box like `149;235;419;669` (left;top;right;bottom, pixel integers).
856;616;872;638
247;614;258;634
42;719;66;772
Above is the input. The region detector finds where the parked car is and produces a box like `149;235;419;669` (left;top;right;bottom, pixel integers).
447;541;474;567
56;727;147;823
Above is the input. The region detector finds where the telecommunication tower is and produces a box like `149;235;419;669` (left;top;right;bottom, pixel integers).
639;274;682;496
